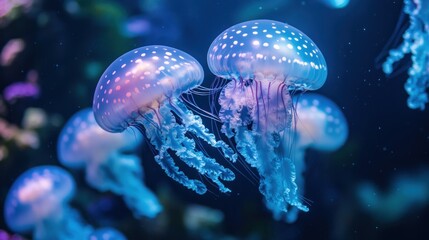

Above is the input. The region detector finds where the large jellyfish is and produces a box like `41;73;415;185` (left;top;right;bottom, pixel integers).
283;93;348;222
57;108;162;218
89;227;127;240
3;165;93;240
207;19;328;219
93;45;237;194
381;0;429;110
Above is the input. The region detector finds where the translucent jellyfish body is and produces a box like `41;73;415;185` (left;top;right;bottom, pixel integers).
57;108;162;218
356;167;429;223
382;0;429;110
89;227;127;240
283;93;348;222
3;165;93;240
93;45;237;194
207;19;327;220
319;0;350;9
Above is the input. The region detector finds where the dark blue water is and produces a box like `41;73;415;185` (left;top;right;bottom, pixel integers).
0;0;428;239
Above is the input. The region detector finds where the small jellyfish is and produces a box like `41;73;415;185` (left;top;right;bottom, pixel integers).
57;108;162;218
93;45;237;194
283;93;348;222
356;167;429;223
319;0;350;9
381;0;429;110
3;165;93;240
207;19;327;219
89;227;127;240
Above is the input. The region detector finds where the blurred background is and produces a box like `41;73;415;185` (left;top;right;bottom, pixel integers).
1;0;428;239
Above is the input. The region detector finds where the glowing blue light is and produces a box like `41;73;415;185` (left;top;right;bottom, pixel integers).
93;45;237;194
357;167;429;223
58;108;162;218
207;19;327;221
321;0;350;9
283;93;348;222
382;0;429;110
3;166;93;240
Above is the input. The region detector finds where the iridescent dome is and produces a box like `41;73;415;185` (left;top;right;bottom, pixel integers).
93;45;204;133
4;166;75;232
207;19;327;90
57;108;142;168
293;93;348;151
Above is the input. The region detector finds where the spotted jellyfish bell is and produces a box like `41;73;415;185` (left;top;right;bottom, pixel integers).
3;165;93;240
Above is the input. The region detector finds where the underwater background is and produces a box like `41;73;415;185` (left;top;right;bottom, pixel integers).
1;0;429;239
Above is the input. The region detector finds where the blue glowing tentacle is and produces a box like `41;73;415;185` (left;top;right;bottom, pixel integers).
108;154;162;218
218;80;258;166
142;111;207;194
142;101;235;194
382;0;429;110
405;30;429;109
257;133;309;220
219;79;308;217
284;148;307;223
34;205;93;240
382;33;413;74
382;17;420;74
235;127;259;168
83;155;162;218
252;79;308;215
158;101;235;193
169;99;238;162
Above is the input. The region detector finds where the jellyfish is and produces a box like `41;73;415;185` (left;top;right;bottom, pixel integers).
89;227;127;240
207;19;328;219
381;0;429;110
57;108;162;218
319;0;350;9
356;167;429;223
3;165;93;240
93;45;237;195
283;93;348;222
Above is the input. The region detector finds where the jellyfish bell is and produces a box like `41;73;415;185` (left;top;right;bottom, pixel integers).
4;166;97;239
93;45;236;195
4;166;77;234
292;93;348;151
208;19;327;91
93;46;204;133
58;108;142;169
207;19;327;220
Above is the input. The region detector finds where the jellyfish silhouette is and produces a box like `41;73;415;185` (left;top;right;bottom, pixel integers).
93;45;237;194
356;167;429;223
319;0;350;9
381;0;429;110
207;19;327;219
57;108;162;218
89;227;127;240
3;165;93;240
283;93;348;222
